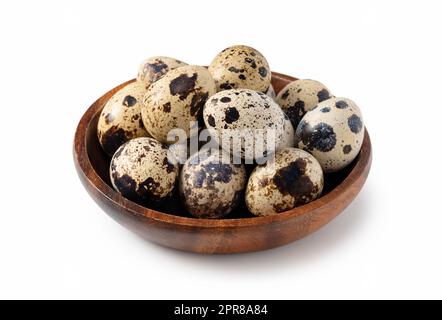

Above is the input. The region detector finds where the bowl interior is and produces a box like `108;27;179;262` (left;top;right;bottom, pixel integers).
85;76;358;219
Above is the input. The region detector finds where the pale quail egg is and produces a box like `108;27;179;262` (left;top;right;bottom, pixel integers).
137;56;187;89
180;149;246;218
110;137;179;204
276;79;332;129
295;97;364;173
209;45;271;93
141;65;216;144
203;89;287;162
245;148;324;216
97;81;150;156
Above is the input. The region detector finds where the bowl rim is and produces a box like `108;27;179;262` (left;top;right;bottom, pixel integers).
73;71;372;229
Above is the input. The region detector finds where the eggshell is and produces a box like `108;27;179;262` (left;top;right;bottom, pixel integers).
295;97;364;173
209;45;271;92
141;65;216;144
180;149;246;218
276;79;332;129
203;89;287;162
97;81;150;156
245;148;324;216
137;56;187;89
110;137;179;204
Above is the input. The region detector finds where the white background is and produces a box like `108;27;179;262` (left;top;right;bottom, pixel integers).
0;0;441;299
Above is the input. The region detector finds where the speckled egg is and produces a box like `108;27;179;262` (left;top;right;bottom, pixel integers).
97;81;150;156
295;97;364;173
141;65;216;144
203;89;287;162
245;148;324;216
276;79;332;129
137;56;187;89
209;45;271;93
180;149;247;218
110;137;179;204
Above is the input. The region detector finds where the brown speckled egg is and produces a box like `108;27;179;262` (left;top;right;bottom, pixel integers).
276;79;332;129
97;81;150;156
246;148;324;216
209;45;271;93
110;137;179;205
137;56;187;89
141;65;216;144
295;97;364;173
203;89;287;162
180;149;246;218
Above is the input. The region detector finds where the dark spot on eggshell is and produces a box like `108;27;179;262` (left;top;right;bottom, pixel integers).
104;113;114;124
163;157;175;173
335;100;349;109
298;121;337;152
228;66;244;73
239;74;246;80
202;163;233;187
224;107;240;124
220;82;234;90
112;173;138;200
258;67;267;77
281;90;290;100
317;89;331;102
162;102;171;113
259;177;269;187
273;158;318;206
144;61;168;82
169;73;197;100
101;126;128;156
244;57;256;69
343;145;352;154
348;114;363;133
207;114;216;127
320;107;331;113
220;96;231;103
138;177;161;201
286;100;305;128
123;95;137;107
189;91;209;117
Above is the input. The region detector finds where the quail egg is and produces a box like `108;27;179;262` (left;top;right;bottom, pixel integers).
97;81;150;156
276;79;332;129
110;137;179;204
180;149;246;218
209;45;271;93
245;148;324;216
203;89;287;162
137;56;187;89
295;97;364;173
141;65;216;144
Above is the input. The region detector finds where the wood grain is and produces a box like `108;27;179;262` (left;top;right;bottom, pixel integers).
73;71;372;254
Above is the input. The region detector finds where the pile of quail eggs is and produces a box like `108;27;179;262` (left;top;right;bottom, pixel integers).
97;45;365;218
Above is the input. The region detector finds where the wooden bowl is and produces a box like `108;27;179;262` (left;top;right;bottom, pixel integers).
73;71;372;254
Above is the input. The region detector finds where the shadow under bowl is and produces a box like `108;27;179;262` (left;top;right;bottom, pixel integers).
73;71;372;254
